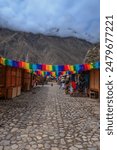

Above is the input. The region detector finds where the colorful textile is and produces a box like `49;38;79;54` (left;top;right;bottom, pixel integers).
0;56;100;77
71;81;76;90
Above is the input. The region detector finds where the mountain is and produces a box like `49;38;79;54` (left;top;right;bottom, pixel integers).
0;28;94;65
84;43;100;63
46;27;99;43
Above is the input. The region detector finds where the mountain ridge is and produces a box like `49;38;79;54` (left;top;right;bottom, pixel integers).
0;28;94;65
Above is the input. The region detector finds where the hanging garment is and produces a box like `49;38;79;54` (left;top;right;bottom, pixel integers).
70;74;75;82
71;81;76;90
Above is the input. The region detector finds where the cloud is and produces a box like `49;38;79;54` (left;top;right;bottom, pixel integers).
0;0;100;42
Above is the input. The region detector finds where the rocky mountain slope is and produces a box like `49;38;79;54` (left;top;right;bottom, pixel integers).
0;28;94;65
84;43;100;63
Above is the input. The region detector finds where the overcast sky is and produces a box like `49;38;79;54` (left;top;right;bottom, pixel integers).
0;0;100;43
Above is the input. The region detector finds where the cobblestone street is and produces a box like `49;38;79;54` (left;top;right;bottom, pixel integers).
0;83;100;150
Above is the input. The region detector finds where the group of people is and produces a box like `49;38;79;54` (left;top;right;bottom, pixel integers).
58;73;88;96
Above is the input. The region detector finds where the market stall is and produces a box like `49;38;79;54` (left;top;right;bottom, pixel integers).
89;69;100;98
0;64;22;99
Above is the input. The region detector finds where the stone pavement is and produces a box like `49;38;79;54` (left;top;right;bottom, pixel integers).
0;83;100;150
